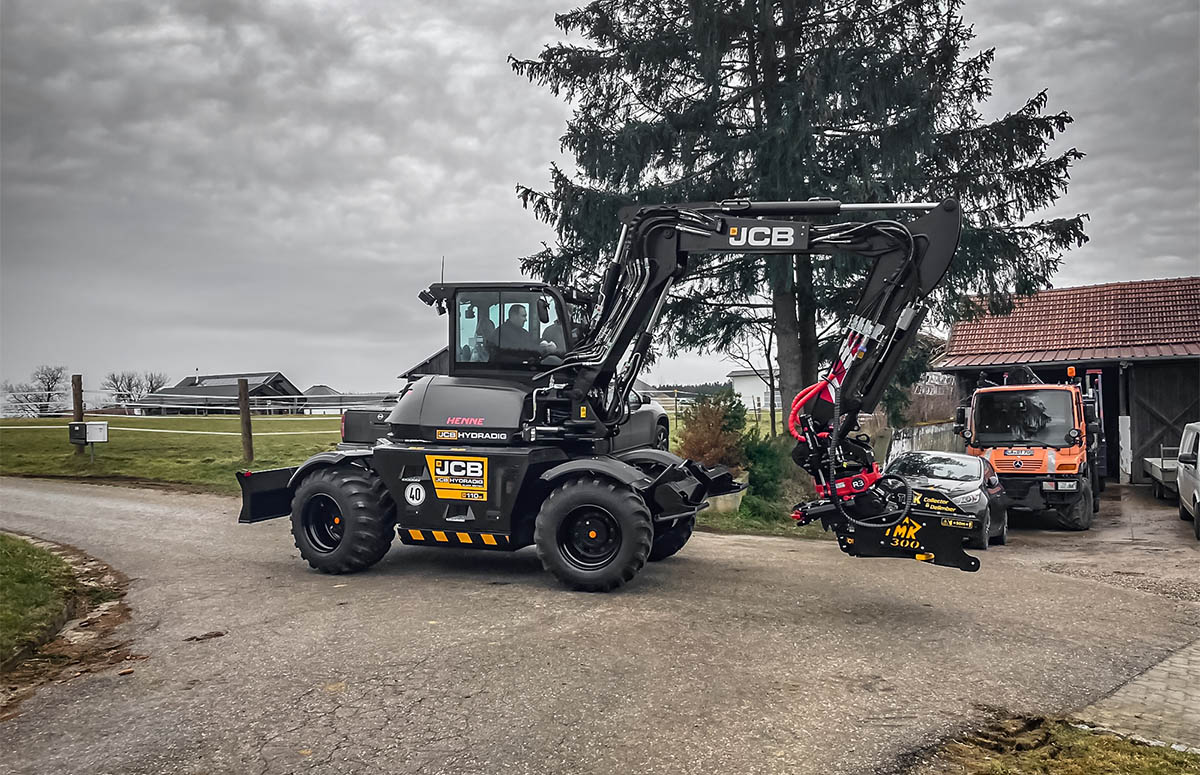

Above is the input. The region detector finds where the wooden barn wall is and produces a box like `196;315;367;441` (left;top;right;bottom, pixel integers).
1128;359;1200;483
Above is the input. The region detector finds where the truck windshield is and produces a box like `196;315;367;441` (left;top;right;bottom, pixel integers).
973;389;1075;447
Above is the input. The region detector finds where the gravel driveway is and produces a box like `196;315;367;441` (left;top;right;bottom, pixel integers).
1;477;1197;775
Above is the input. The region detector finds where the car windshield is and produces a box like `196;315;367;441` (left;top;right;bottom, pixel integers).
973;388;1075;447
888;453;981;482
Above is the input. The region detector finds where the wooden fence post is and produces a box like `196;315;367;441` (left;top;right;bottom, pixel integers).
238;378;254;462
72;374;84;455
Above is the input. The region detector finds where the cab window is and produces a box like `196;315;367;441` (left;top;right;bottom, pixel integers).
454;290;567;369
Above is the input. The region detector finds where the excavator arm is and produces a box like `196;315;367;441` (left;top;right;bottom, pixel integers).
539;197;979;572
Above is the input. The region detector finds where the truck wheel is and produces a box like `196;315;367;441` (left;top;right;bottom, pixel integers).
1054;487;1093;531
967;511;990;550
291;466;395;574
648;516;694;561
534;477;653;592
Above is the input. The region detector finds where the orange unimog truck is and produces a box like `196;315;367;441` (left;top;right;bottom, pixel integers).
954;365;1104;530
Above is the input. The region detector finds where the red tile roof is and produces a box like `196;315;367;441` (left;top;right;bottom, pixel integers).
933;276;1200;370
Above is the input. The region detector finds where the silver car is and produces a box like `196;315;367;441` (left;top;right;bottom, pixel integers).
886;451;1008;549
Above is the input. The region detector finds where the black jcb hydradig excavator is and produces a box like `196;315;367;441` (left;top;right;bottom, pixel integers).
238;196;977;590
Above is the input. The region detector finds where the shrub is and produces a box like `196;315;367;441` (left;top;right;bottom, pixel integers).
677;398;744;469
742;430;789;502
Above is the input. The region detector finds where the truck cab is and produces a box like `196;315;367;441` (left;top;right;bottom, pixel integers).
955;367;1102;530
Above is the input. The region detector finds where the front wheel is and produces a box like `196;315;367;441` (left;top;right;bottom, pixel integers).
990;508;1008;546
534;477;653;592
655;422;670;451
290;465;396;574
967;510;990;550
1054;486;1093;531
648;516;694;561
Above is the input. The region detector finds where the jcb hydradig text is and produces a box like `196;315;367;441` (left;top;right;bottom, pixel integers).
239;195;981;590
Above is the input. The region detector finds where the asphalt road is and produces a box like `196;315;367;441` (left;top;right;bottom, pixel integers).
1;477;1197;775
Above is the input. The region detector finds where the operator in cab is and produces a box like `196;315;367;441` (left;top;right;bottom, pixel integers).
496;303;558;364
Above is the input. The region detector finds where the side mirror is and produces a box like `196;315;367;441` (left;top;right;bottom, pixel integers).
953;406;967;434
987;475;1000;488
1180;452;1198;465
1086;421;1100;436
536;297;551;324
640;392;652;406
1083;402;1097;424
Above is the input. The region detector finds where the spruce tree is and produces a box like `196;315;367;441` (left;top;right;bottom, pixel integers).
511;0;1087;409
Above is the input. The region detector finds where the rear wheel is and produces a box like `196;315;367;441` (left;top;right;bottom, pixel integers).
648;516;694;561
1054;486;1093;531
535;477;653;592
291;465;396;574
1181;497;1195;522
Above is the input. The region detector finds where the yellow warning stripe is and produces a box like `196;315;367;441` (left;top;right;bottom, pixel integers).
402;530;508;547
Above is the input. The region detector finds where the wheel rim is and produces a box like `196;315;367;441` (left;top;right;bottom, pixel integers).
559;506;622;570
656;425;669;450
302;493;344;553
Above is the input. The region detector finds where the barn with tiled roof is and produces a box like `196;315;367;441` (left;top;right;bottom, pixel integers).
932;277;1200;484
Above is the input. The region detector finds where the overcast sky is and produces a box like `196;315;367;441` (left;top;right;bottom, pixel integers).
2;0;1197;393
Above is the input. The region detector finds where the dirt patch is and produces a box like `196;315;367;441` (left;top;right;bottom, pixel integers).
0;533;141;722
905;716;1200;774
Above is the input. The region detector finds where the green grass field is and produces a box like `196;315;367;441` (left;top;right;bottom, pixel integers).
0;415;341;494
0;533;76;664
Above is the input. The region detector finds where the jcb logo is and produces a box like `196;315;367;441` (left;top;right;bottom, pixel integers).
728;226;795;247
434;459;484;478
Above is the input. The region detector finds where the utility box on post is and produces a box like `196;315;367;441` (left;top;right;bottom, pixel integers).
69;421;108;461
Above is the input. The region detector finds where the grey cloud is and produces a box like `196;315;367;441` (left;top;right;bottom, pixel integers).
2;0;1197;390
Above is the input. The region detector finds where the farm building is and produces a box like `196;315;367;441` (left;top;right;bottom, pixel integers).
931;277;1200;484
144;371;304;414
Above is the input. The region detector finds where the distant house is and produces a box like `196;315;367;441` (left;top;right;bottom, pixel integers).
727;367;780;411
932;277;1200;483
144;371;304;415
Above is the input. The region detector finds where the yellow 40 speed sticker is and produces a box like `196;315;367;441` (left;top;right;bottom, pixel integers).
424;455;488;501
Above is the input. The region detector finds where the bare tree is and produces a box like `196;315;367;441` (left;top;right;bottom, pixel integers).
2;365;68;416
143;372;169;394
102;371;145;405
726;317;778;437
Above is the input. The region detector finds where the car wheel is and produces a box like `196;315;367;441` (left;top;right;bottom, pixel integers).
655;421;670;451
967;511;990;550
990;509;1008;546
1182;497;1195;522
1193;499;1199;541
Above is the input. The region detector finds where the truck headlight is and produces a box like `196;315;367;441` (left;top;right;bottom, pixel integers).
1058;480;1078;491
952;490;983;506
